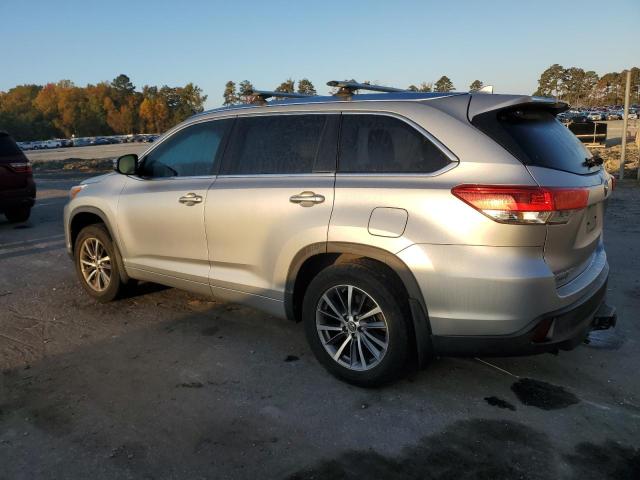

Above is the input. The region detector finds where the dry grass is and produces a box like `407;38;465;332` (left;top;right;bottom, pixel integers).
591;143;639;178
33;157;113;173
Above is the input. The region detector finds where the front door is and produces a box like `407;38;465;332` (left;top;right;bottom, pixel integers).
117;118;233;290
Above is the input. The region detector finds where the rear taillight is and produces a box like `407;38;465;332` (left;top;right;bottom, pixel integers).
451;185;589;225
8;162;32;174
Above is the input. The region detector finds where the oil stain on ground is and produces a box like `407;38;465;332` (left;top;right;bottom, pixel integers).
287;419;554;480
484;396;516;411
511;378;579;410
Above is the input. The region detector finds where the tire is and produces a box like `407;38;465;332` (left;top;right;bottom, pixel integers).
302;262;411;387
74;224;128;302
5;206;31;223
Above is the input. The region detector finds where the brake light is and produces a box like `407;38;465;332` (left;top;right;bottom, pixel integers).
451;185;589;225
9;162;32;174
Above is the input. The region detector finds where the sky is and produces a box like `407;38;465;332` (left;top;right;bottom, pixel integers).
2;0;638;108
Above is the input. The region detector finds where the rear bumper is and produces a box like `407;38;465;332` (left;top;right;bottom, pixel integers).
431;278;612;357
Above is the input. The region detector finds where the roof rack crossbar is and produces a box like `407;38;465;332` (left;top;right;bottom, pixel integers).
242;90;313;104
327;80;406;97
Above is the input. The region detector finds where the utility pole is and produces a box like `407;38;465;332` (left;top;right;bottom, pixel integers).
619;70;631;180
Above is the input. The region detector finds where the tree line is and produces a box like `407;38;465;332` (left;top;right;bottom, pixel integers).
534;64;640;106
4;65;634;142
0;74;207;141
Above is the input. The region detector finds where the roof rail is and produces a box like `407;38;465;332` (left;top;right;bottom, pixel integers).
242;90;313;105
327;80;406;97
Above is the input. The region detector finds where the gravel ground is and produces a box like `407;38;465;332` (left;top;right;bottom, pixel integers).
0;172;639;479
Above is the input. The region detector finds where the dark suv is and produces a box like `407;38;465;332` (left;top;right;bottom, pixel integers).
0;131;35;222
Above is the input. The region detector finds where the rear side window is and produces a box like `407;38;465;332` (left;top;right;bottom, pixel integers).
472;109;593;175
141;120;232;177
0;134;23;157
338;114;451;174
222;115;328;175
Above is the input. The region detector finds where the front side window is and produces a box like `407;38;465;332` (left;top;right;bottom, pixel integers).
222;115;328;175
141;120;232;178
338;114;451;174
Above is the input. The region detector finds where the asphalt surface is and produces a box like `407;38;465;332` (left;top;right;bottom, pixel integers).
0;170;639;479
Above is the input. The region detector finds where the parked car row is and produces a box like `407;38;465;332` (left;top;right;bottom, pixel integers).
16;134;159;151
558;105;639;123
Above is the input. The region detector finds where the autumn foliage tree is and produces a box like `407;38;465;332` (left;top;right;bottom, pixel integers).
0;74;207;140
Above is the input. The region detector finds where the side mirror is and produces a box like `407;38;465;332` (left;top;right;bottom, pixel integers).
115;154;138;175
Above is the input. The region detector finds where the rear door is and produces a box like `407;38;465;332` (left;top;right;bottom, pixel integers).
206;113;339;302
471;107;612;286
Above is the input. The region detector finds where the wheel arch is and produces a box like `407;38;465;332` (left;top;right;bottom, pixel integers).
68;206;130;283
285;242;432;367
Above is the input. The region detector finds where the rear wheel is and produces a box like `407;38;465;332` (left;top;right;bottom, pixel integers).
302;262;411;386
5;206;31;223
74;224;129;302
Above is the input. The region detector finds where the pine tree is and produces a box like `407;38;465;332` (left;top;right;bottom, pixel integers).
434;76;454;92
297;78;317;95
275;79;295;94
533;64;565;98
238;80;255;103
223;81;237;105
469;80;484;92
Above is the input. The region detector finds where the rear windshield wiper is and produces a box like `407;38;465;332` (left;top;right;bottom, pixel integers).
583;155;603;168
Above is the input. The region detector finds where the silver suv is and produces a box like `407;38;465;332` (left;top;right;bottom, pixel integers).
64;81;616;386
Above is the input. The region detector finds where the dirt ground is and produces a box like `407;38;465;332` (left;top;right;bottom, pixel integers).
0;171;639;479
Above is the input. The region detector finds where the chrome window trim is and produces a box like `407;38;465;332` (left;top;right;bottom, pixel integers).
335;162;458;178
216;173;335;179
128;174;218;181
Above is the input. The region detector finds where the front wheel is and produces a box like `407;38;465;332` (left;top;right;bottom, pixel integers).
74;224;129;302
302;262;411;387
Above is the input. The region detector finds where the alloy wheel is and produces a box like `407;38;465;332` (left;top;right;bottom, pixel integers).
79;237;112;292
315;284;389;371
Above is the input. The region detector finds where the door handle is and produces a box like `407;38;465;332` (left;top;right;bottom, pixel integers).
289;191;325;207
178;192;203;206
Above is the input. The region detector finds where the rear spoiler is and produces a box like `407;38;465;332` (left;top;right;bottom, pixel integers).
467;94;569;121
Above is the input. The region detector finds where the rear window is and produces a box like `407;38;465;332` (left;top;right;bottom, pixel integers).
222;115;328;175
0;134;23;157
472;108;594;175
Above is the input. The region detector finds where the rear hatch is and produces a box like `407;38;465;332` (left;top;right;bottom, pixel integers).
470;100;611;287
0;132;31;191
